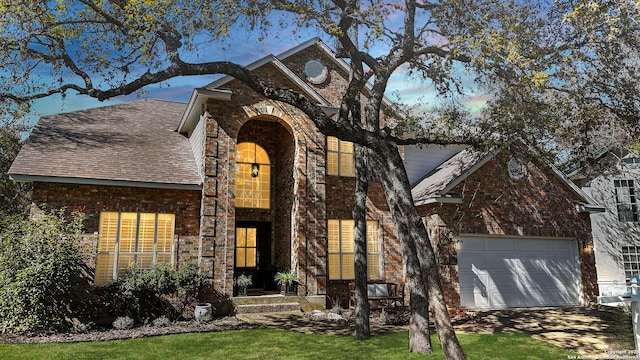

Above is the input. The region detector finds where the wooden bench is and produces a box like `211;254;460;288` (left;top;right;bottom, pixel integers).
349;281;405;309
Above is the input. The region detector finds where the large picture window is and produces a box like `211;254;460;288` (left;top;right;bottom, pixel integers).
614;180;638;222
327;136;355;177
236;142;270;208
95;212;175;285
328;219;380;280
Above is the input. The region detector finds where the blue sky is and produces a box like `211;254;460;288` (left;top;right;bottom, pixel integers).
26;21;487;124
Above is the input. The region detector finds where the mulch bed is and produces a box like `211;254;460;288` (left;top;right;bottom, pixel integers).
0;317;258;344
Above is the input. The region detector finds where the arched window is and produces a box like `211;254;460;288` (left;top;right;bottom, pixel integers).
236;142;270;208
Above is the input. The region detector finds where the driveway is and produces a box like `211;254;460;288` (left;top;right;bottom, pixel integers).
453;306;634;355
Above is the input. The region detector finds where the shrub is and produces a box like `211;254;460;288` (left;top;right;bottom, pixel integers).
152;316;171;327
0;211;87;333
112;316;134;330
102;262;209;322
72;321;93;334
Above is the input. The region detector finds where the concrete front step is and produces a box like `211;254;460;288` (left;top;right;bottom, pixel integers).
233;294;300;306
235;302;301;314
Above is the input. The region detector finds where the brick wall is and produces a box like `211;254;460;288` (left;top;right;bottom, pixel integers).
197;44;402;300
31;182;202;280
418;152;597;309
324;176;403;308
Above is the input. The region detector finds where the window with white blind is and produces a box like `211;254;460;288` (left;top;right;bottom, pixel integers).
328;219;380;280
327;136;355;177
95;212;175;285
614;180;639;222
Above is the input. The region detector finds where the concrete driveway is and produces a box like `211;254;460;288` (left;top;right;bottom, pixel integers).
453;306;634;355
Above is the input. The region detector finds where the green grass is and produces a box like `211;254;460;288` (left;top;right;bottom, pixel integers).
0;329;575;360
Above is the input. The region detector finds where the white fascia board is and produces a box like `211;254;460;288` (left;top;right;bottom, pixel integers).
269;59;332;106
321;106;339;116
574;202;606;214
177;88;232;134
205;55;278;89
415;196;463;206
204;54;332;108
9;174;202;191
550;163;599;205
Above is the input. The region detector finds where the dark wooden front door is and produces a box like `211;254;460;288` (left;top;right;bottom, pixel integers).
234;222;274;293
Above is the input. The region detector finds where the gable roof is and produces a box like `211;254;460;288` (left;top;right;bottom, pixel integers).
410;147;602;210
411;149;494;205
9;99;201;190
177;37;395;134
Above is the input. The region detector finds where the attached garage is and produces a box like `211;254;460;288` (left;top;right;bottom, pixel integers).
458;235;583;309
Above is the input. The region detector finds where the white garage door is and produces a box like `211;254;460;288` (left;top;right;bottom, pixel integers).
458;236;583;309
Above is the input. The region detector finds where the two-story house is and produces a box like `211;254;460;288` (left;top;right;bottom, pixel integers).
8;38;600;311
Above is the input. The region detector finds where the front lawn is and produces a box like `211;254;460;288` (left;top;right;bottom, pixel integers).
0;329;575;360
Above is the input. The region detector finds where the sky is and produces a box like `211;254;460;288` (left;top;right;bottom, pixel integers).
23;12;487;126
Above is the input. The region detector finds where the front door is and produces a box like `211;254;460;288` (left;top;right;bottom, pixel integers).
235;222;273;294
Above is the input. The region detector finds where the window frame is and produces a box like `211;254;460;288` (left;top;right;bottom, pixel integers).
326;136;355;177
622;246;640;283
235;142;271;209
614;179;639;222
95;212;175;285
327;219;381;280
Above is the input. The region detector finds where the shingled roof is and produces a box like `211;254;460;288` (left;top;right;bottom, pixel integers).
411;149;492;205
9;99;201;189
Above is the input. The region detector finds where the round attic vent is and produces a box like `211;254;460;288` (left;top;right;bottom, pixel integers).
507;157;527;180
304;59;328;84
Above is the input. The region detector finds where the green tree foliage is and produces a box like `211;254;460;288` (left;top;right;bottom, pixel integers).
0;1;638;357
0;210;86;333
0;124;30;216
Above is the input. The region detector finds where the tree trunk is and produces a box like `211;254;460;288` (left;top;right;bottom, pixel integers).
353;144;371;339
370;146;466;359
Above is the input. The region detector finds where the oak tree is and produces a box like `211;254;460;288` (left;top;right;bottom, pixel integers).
1;1;638;358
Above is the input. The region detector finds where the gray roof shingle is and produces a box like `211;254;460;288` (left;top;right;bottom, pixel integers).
9;99;201;188
411;149;489;205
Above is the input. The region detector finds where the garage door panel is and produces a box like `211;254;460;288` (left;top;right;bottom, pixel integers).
458;236;582;310
458;238;486;251
516;239;547;252
458;254;485;269
489;271;520;292
458;269;480;286
485;238;515;252
460;289;491;309
488;258;520;271
520;272;561;290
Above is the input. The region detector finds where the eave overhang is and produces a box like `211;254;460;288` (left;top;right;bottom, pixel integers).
9;174;202;191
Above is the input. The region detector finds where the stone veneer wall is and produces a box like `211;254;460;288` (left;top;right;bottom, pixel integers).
196;44;400;299
200;91;327;296
418;152;598;309
30;182;202;281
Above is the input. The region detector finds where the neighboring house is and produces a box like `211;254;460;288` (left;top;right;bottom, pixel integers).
8;38;600;310
571;150;640;301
